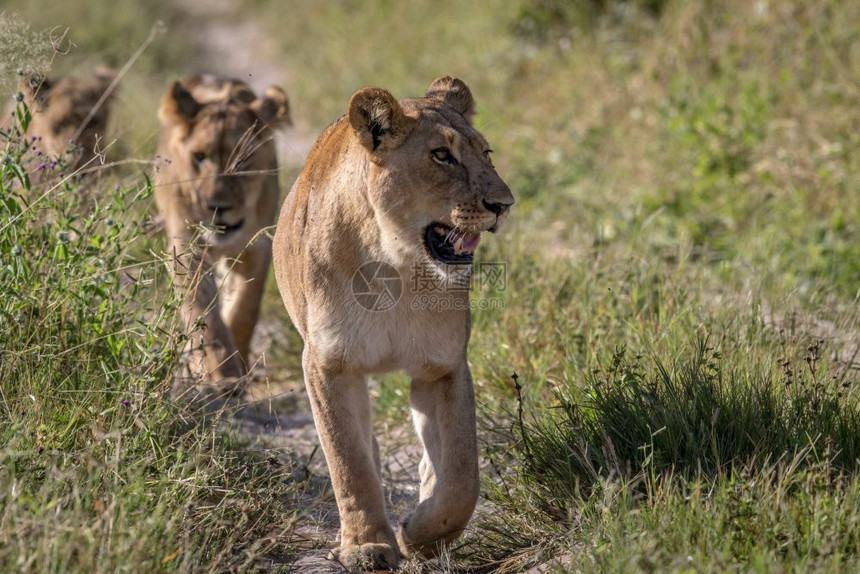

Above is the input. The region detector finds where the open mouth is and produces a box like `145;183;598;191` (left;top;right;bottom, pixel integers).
213;218;245;235
423;223;481;265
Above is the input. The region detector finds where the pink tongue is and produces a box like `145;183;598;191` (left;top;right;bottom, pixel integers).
460;232;481;253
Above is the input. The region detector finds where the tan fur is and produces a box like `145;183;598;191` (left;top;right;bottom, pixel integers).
273;77;514;569
154;75;290;385
1;68;117;174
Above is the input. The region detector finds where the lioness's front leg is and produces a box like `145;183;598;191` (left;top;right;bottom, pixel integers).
398;363;480;557
172;245;244;383
218;238;271;370
302;350;400;569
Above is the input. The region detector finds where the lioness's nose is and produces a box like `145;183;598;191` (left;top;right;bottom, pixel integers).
206;198;234;212
206;183;235;212
482;198;513;217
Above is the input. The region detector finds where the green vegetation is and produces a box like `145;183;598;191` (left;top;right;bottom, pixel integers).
0;99;299;570
3;0;860;571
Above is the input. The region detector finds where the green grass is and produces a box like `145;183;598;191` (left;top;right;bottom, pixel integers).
474;457;860;572
0;104;301;572
3;0;860;571
467;336;860;569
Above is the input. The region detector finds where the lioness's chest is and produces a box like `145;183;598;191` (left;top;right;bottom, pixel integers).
312;294;470;377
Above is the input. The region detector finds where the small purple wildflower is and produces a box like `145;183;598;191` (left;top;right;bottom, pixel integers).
20;409;26;416
122;400;131;407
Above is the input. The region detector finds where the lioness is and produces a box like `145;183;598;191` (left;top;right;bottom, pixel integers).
2;68;117;174
273;77;514;569
154;75;290;385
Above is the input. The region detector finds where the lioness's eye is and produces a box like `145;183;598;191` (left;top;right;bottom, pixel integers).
192;152;206;168
431;147;458;166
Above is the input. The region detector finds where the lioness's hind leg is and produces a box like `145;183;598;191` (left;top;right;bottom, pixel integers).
302;351;399;569
398;365;479;557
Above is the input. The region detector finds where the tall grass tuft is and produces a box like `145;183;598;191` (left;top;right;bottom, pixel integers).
531;339;860;496
469;337;860;571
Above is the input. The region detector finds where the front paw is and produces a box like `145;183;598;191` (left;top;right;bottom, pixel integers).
332;542;400;571
397;521;464;559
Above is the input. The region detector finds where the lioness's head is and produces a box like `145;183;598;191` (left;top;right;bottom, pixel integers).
347;76;513;271
15;68;116;171
157;76;290;248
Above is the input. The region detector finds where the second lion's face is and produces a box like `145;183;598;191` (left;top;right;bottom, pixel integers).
177;108;274;246
157;77;290;249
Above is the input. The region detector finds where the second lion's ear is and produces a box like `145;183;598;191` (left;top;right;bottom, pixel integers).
251;85;291;128
426;76;475;122
158;81;201;126
18;73;52;104
348;87;415;153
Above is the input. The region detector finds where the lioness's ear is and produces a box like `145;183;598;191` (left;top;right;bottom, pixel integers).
18;73;51;103
251;85;291;128
426;76;475;122
348;87;414;153
158;81;201;125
